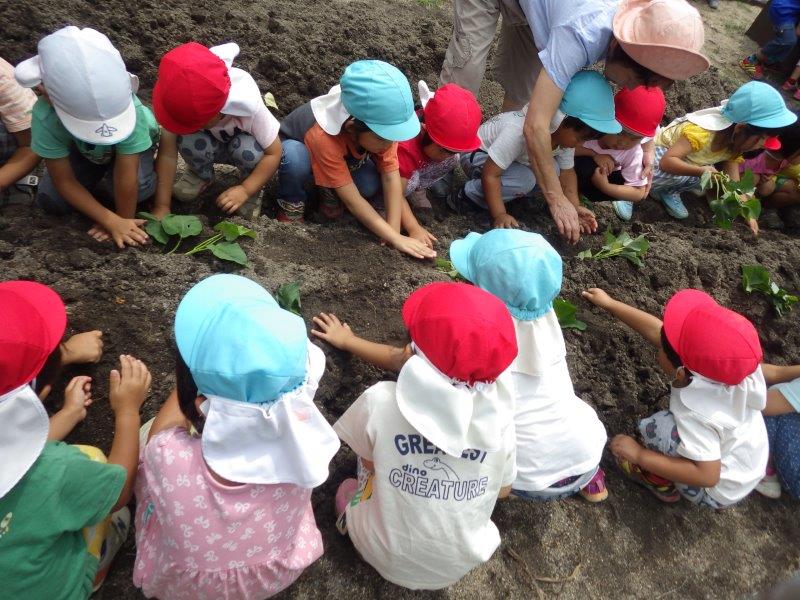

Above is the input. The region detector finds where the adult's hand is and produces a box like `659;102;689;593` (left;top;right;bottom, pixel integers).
547;195;581;243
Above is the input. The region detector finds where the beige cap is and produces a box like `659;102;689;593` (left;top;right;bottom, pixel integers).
613;0;710;81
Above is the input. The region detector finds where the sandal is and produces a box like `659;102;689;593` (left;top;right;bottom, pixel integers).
617;458;681;503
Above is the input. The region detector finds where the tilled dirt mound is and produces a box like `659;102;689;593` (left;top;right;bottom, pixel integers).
2;1;799;598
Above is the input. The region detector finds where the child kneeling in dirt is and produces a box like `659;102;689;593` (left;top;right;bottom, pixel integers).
756;369;800;500
450;230;608;502
15;26;161;249
455;71;620;231
574;85;666;222
0;56;40;203
0;280;151;598
650;81;796;227
133;274;339;599
313;282;517;590
277;60;436;259
398;82;482;208
583;287;768;508
151;42;282;220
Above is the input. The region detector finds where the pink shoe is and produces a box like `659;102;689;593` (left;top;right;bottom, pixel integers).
335;478;359;517
579;468;609;503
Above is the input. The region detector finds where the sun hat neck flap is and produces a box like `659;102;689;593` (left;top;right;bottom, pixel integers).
396;350;514;457
510;311;566;377
199;343;339;487
209;44;263;118
0;385;49;499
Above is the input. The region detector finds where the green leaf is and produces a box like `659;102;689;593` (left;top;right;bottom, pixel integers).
578;230;648;266
263;92;279;111
741;264;798;316
577;249;592;260
435;258;466;281
161;214;203;239
136;211;160;222
738;169;756;194
209;241;248;266
276;282;302;316
740;197;762;221
214;221;257;242
144;220;170;245
699;170;712;191
553;297;587;331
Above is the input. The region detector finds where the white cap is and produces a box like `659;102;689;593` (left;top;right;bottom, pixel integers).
15;26;137;145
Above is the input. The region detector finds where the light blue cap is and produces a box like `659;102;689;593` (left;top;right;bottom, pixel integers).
721;81;797;129
559;71;622;135
174;274;308;404
450;230;563;321
341;60;420;142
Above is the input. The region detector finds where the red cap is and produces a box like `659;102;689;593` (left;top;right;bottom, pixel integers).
764;136;782;151
0;281;66;394
614;85;666;138
663;289;762;385
402;282;517;385
423;84;482;153
152;42;231;135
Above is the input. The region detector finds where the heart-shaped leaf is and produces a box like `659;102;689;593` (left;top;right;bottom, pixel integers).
276;282;302;316
162;214;203;239
214;221;257;242
209;241;248;266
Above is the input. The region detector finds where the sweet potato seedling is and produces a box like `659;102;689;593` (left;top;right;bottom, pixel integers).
741;265;798;316
276;282;302;316
553;297;587;331
700;169;761;229
577;230;649;267
435;258;467;281
138;212;202;251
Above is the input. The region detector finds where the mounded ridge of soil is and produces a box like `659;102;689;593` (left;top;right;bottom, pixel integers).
2;1;799;598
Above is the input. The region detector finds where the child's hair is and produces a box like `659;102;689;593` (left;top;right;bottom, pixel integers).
606;43;664;88
561;115;603;141
349;118;373;134
778;121;800;158
660;327;683;369
175;349;204;434
34;347;62;397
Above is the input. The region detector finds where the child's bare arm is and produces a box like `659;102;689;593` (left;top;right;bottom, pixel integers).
762;363;800;384
107;355;151;511
0;129;40;189
48;376;93;441
591;168;648;202
610;434;721;487
764;388;796;416
147;388;188;442
481;158;518;229
113;152;140;219
382;169;404;233
660;137;717;177
563;168;597;234
152;130;178;218
218;137;282;214
400;195;437;248
497;486;512;499
312;312;412;373
721;160;740;181
582;288;662;347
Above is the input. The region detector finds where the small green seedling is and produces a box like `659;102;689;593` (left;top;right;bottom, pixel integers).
577;229;649;267
700;169;761;229
741;265;798;316
553;297;587;331
276;282;302;316
184;221;256;266
435;258;467;282
138;212;202;251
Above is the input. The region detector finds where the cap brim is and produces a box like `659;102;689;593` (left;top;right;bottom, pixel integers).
367;111;421;142
54;99;137;145
449;232;482;282
581;116;622;135
429;131;482;153
662;289;717;350
14;56;42;88
617;41;710;82
749;109;798;130
152;78;206;135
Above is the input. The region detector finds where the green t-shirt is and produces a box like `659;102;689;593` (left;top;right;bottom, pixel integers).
0;442;126;600
31;95;160;165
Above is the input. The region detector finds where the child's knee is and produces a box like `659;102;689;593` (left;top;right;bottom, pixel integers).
177;132;216;163
228;134;264;173
280;140;312;177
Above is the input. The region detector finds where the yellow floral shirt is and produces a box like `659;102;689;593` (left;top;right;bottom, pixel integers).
655;122;743;167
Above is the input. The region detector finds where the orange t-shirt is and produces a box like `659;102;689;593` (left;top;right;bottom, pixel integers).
304;123;399;189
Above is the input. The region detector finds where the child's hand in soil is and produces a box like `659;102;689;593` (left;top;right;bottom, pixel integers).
62;375;93;423
109;355;151;416
60;330;104;365
610;434;643;463
582;287;614;309
407;225;438;249
391;234;437;259
104;216;150;248
87;223;112;243
593;154;615;176
217;185;249;214
576;206;598;234
312;313;356;350
493;213;519;229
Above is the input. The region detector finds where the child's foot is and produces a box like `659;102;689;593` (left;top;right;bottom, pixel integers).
236;188;263;220
756;473;782;499
651;190;689;219
173;170;212;203
92;506;131;591
617;458;681;503
335;478;359;518
276;198;305;223
612;200;633;221
579;468;609;503
446;186;468;214
318;188;344;220
739;54;764;80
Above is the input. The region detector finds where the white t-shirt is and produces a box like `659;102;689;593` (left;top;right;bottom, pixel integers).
670;368;769;506
580;139;648;187
478;106;574;171
208;102;280;150
333;381;516;590
510;313;607;491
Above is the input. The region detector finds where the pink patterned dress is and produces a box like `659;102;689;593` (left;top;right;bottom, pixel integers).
133;427;323;599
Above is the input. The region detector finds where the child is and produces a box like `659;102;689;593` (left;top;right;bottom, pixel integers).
743;122;800;212
313;282;518;590
757;369;800;499
152;42;282;220
133;274;339;599
457;71;620;231
398;81;481;208
650;81;797;222
0;280;150;598
583;287;768;508
277;60;436;259
450;230;608;501
741;1;800;80
0;56;40;202
15;26;160;249
574;85;666;221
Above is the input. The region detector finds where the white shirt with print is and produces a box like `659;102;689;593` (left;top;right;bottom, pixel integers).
333;381;516;590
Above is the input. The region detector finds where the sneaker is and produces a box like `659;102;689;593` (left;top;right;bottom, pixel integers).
740;54;764;80
276;198;305;223
236;188;263;220
318;188;344;220
617;458;681;503
579;468;609;503
447;186;470;214
756;473;782;499
612;200;634;221
707;0;719;8
173;170;212;202
651;189;689;219
92;506;131;592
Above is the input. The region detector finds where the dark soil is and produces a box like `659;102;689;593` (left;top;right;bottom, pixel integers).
2;1;799;598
